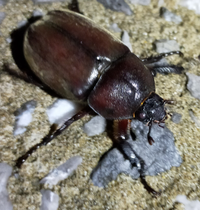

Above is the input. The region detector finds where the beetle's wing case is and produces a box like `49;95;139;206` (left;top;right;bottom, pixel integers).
24;10;129;101
88;53;155;119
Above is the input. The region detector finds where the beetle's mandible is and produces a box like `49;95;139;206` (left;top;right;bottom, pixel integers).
14;9;184;196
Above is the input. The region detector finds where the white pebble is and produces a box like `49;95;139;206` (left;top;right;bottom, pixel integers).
176;195;200;210
121;30;132;52
32;0;65;2
109;23;121;33
40;190;59;210
32;9;44;17
13;100;37;136
179;0;200;15
0;163;13;210
155;39;180;53
186;72;200;100
160;7;182;24
46;99;83;126
83;116;106;136
40;156;82;186
128;0;151;6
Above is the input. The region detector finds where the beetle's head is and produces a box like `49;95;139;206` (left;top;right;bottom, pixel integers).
135;92;166;125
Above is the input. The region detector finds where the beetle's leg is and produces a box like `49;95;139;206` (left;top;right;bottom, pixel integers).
16;106;91;168
147;65;184;76
141;51;184;76
113;119;160;197
147;122;155;145
68;0;83;14
141;51;183;64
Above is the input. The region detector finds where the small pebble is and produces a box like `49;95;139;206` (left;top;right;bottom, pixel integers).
0;163;13;210
171;112;182;124
13;100;37;136
176;195;200;210
128;0;151;6
109;23;121;33
40;190;59;210
186;72;200;100
40;156;82;186
46;99;83;126
121;30;132;52
155;39;180;53
189;110;200;128
83;116;106;136
32;0;65;3
160;7;182;24
179;0;200;15
0;12;5;24
97;0;133;15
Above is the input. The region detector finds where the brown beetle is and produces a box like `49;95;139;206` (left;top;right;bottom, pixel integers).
14;10;183;196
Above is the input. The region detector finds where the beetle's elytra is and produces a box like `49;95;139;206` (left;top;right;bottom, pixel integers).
15;9;184;196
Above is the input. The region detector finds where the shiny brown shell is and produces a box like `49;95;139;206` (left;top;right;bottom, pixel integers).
24;10;155;119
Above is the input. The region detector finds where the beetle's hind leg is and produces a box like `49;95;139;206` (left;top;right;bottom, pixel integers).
141;51;184;76
112;119;160;197
16;106;91;168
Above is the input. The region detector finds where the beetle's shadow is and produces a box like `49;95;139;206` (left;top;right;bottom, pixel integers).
10;15;41;78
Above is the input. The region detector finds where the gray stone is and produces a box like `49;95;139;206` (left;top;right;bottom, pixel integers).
91;119;182;187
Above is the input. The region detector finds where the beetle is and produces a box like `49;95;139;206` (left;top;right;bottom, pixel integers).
13;9;184;196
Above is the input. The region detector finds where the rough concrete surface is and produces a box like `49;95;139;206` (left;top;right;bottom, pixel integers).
0;0;200;209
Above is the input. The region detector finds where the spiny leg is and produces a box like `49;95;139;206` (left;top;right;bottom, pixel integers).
141;51;183;64
148;65;184;75
141;51;184;75
16;106;91;168
112;119;160;196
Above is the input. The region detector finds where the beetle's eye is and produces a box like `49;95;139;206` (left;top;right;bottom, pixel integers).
139;112;146;120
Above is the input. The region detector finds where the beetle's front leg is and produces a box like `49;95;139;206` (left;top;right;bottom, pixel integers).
112;119;160;197
141;51;183;64
141;51;184;75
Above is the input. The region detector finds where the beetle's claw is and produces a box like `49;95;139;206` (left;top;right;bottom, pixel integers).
140;175;161;197
148;136;154;145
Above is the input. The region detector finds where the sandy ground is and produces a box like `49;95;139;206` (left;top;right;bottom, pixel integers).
0;0;200;209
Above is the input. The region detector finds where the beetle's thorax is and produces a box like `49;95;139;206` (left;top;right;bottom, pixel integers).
88;52;155;120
